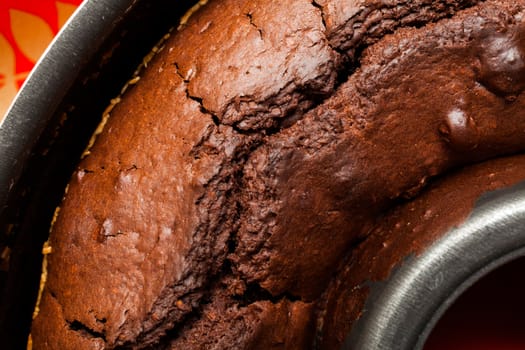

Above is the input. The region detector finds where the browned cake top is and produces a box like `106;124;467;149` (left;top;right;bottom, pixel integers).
31;0;525;349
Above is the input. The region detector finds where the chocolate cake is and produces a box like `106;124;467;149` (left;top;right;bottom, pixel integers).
30;0;525;349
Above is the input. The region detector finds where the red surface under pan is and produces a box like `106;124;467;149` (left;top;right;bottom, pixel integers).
425;257;525;350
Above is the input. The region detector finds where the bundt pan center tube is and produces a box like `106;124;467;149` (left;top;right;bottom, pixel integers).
1;0;525;349
342;165;525;349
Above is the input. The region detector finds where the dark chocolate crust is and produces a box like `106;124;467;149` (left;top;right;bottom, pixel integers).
232;0;525;301
31;0;525;349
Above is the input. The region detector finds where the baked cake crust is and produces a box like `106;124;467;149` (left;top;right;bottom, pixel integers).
31;0;525;349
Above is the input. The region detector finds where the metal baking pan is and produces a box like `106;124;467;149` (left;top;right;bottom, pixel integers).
1;1;525;349
344;181;525;349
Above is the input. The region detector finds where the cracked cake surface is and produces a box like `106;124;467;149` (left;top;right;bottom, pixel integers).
31;0;525;349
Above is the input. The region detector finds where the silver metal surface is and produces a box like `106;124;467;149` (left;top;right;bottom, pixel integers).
0;0;136;210
344;181;525;350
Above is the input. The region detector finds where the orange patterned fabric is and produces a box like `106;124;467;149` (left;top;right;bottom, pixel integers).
0;0;83;119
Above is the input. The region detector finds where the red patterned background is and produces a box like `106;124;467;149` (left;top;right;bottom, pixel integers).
0;0;83;119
